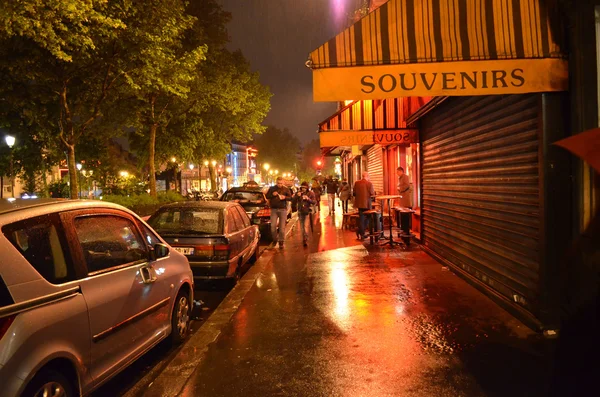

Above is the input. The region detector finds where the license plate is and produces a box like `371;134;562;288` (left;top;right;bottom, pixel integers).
174;247;195;255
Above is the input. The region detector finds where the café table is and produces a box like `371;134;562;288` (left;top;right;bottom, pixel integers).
374;195;402;247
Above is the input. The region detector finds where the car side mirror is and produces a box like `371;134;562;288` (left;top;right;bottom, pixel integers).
149;243;169;261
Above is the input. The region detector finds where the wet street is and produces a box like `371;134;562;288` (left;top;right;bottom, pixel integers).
124;204;554;397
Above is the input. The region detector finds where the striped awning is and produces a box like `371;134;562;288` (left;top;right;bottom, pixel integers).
310;0;568;102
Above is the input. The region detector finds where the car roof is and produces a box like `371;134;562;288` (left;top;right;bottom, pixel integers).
0;198;129;217
158;200;237;210
225;187;264;192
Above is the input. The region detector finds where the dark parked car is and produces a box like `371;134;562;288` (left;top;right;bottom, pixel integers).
220;187;272;234
147;201;260;281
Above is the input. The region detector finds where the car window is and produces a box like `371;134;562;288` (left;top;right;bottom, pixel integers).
2;214;75;284
235;206;251;228
0;274;14;307
222;191;266;204
148;208;222;235
225;211;239;234
74;215;147;273
140;223;161;246
230;208;247;232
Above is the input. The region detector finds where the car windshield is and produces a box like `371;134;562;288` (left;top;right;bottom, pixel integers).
222;191;265;205
148;208;222;235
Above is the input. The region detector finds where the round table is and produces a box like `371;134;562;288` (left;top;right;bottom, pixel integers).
374;195;402;247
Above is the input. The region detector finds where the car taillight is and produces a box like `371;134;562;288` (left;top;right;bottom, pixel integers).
0;315;15;341
213;244;230;260
256;208;271;217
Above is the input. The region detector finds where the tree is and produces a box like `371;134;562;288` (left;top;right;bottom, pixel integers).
0;0;132;198
253;126;301;172
121;0;207;197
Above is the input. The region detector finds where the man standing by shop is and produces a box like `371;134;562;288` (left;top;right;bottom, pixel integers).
353;171;375;240
396;166;412;209
267;177;292;248
324;175;340;216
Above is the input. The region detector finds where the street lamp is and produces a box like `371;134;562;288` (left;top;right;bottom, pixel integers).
189;164;196;192
5;136;15;198
202;160;209;192
82;169;93;199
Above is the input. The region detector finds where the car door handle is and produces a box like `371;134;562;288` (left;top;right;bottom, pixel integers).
140;266;157;284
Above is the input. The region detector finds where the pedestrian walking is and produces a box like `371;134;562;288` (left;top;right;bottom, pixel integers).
323;175;340;216
352;171;375;240
338;179;351;213
396;166;412;208
292;181;316;247
311;180;322;212
266;177;292;248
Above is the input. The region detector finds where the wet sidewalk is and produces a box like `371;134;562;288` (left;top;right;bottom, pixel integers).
147;203;553;397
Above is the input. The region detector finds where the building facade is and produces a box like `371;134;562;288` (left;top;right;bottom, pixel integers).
309;0;594;330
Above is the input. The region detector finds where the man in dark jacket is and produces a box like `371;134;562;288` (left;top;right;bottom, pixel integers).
352;171;375;240
324;176;340;216
266;177;292;248
292;181;316;247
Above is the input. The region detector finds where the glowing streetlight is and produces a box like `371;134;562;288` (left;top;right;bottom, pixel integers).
263;163;270;171
226;166;232;174
204;160;209;166
5;136;15;198
275;170;279;175
189;164;195;170
211;160;217;167
76;163;82;171
171;157;176;163
120;171;129;178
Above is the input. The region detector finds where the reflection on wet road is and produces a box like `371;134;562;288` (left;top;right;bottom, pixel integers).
179;208;550;397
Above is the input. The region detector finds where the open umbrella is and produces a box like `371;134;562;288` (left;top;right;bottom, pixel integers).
555;127;600;173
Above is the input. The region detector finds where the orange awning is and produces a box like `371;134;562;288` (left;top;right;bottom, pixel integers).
309;0;568;101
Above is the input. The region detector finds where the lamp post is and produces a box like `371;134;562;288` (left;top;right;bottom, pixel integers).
81;169;93;198
5;136;15;198
76;163;83;198
263;163;270;185
188;163;195;192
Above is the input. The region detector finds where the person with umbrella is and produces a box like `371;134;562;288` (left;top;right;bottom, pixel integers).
292;181;316;247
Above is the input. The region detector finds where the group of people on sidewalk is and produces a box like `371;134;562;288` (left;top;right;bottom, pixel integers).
266;167;414;247
266;177;317;249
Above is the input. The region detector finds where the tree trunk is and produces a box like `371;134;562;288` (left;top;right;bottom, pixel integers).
67;145;78;199
149;123;158;197
210;166;217;192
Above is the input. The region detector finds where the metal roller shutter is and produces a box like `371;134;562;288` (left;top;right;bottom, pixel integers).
366;146;384;195
421;94;541;315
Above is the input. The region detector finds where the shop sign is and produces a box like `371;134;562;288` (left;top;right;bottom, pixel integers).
320;129;418;148
313;58;568;102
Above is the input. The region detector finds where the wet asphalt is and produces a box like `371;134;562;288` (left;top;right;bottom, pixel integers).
169;205;553;397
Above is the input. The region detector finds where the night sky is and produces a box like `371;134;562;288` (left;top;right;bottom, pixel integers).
218;0;364;145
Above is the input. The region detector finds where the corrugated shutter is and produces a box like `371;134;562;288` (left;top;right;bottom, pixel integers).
367;146;384;195
421;94;541;315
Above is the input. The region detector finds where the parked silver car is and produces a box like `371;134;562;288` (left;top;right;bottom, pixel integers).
0;199;194;397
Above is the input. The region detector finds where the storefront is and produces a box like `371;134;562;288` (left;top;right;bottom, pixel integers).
310;0;572;329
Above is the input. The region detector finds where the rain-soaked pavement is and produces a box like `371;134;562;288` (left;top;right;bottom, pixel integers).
137;203;554;397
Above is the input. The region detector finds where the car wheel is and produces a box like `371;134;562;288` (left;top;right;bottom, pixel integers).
170;289;191;345
23;368;74;397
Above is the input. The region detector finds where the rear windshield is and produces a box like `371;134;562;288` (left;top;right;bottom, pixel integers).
148;208;223;236
222;191;265;204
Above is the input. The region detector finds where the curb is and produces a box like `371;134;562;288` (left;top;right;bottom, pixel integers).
124;214;299;397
